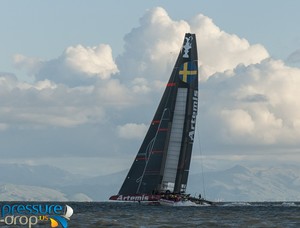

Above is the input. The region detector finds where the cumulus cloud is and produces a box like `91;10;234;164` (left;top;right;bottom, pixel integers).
117;7;269;85
0;73;104;128
190;14;269;79
117;7;190;83
200;59;300;147
0;71;139;129
1;6;299;165
63;44;118;78
14;44;118;86
3;42;134;129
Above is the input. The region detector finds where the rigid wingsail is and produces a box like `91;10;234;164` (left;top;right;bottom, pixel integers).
109;33;212;205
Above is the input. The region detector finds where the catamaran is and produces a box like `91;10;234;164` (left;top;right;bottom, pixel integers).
109;33;213;206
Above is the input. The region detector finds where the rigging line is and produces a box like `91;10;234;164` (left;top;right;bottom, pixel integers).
197;106;206;199
136;108;169;194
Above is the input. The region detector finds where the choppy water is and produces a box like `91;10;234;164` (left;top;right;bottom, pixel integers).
1;201;300;227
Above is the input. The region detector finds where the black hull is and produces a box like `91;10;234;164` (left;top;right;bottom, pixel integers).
110;193;214;206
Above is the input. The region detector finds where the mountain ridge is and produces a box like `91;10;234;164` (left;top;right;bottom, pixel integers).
1;163;300;201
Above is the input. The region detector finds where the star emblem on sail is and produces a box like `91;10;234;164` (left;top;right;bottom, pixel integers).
179;62;197;83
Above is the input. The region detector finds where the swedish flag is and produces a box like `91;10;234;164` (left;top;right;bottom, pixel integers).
179;62;197;83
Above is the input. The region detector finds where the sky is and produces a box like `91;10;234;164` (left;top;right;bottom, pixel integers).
1;0;300;176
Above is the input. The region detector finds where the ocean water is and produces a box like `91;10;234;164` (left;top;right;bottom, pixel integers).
1;201;300;227
70;201;299;227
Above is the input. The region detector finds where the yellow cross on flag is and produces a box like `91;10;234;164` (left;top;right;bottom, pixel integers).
179;62;197;83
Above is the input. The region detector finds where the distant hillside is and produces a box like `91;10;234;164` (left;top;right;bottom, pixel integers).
188;165;300;202
0;183;90;201
1;163;300;201
60;170;126;201
0;164;91;201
